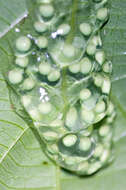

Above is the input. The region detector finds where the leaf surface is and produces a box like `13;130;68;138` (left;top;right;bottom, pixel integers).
0;0;126;189
0;0;27;37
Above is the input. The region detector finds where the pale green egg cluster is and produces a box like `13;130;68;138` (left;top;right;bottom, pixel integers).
7;0;116;175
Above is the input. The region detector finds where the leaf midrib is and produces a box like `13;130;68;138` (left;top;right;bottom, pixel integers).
0;125;28;164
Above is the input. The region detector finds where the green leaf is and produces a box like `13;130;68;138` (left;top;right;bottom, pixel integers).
0;75;59;190
0;0;27;37
0;0;126;189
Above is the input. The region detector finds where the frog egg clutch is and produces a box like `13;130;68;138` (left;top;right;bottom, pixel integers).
7;0;116;175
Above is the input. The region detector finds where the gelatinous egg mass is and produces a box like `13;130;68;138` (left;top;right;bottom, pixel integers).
6;0;116;175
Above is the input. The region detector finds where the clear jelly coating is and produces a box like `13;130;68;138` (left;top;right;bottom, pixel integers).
7;0;116;175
